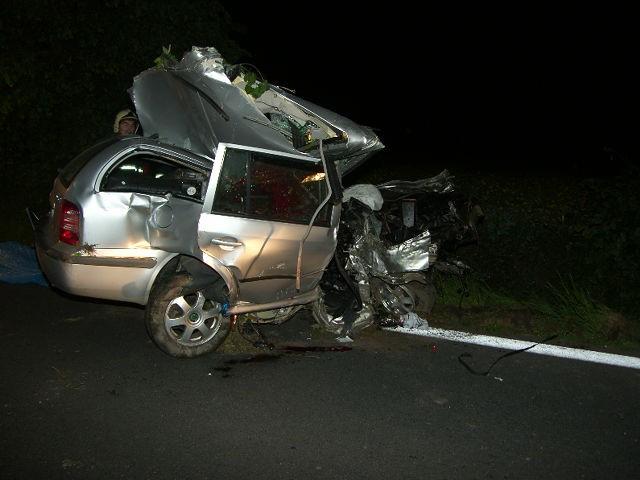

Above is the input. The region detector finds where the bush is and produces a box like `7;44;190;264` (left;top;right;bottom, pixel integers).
454;173;640;319
1;0;246;242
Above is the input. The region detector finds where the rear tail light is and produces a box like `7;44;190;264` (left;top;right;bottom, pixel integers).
59;200;80;245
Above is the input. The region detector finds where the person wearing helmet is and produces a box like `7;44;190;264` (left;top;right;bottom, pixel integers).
113;109;139;135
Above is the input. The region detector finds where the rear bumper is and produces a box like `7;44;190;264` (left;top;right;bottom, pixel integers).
35;233;171;305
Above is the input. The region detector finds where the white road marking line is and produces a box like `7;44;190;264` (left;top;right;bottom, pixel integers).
383;326;640;370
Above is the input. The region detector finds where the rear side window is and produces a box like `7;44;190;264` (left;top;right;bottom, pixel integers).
59;137;120;187
212;148;330;225
101;154;208;202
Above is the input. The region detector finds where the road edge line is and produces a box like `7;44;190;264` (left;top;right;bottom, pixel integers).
382;326;640;370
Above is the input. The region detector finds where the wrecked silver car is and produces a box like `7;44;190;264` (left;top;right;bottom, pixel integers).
35;46;478;357
35;47;382;357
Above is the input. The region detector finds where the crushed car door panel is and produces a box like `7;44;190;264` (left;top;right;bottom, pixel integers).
199;144;337;304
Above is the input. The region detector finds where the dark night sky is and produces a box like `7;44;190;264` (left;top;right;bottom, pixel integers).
223;3;638;175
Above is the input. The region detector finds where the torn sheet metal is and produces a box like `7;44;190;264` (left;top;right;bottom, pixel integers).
176;46;227;82
132;62;299;157
344;197;434;278
314;170;479;334
267;86;385;175
131;46;384;174
385;230;437;272
346;227;434;278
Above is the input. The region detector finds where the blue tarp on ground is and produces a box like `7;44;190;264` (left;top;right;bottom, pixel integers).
0;242;48;286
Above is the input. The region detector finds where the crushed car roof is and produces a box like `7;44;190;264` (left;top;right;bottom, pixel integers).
131;46;384;175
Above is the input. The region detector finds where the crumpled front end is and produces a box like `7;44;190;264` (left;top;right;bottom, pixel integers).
314;170;483;335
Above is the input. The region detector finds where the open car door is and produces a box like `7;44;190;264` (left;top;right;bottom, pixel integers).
199;143;338;304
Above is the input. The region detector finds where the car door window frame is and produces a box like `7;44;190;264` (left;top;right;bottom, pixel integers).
96;146;211;203
203;143;332;227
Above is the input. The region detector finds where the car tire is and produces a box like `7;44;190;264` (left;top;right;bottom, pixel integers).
145;273;231;358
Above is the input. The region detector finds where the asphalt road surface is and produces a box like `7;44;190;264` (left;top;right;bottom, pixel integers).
1;283;639;479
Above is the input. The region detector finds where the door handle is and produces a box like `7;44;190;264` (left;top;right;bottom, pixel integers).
210;237;243;248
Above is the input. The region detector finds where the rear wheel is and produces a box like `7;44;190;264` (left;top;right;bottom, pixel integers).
145;274;230;358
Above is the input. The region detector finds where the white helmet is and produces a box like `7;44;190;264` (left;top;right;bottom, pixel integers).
113;109;139;133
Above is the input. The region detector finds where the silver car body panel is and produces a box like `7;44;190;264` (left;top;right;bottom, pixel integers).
35;138;203;304
35;219;178;304
131;46;383;175
79;140;209;256
132;68;302;159
37;137;338;309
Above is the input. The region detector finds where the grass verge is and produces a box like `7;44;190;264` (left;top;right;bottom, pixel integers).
429;272;640;353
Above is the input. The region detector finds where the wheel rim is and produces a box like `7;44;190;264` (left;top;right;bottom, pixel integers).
379;284;416;315
164;291;222;347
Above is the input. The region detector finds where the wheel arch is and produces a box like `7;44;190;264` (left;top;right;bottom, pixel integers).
143;253;239;305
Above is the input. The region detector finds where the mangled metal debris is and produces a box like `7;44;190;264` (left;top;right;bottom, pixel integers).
313;170;481;336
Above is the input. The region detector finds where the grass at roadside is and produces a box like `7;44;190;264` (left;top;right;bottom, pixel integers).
428;272;640;353
434;272;522;309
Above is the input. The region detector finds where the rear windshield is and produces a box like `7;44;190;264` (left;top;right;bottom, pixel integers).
59;137;120;187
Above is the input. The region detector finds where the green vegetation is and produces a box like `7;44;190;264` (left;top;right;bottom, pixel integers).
242;71;270;99
431;272;637;349
153;45;178;70
434;271;522;309
529;275;609;340
454;173;640;320
1;0;246;242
